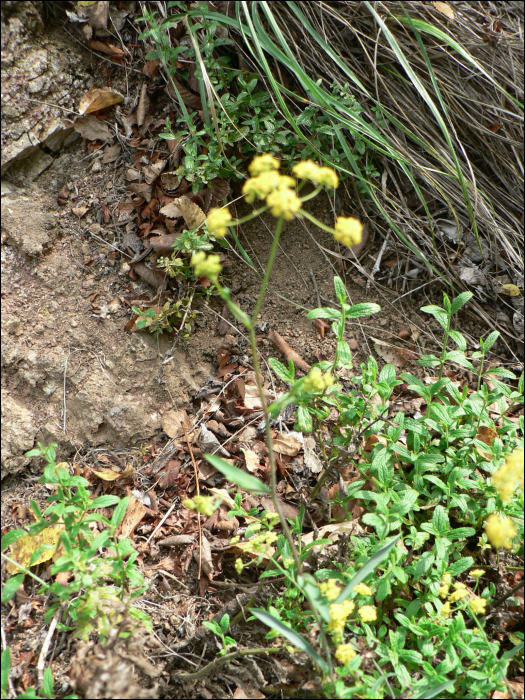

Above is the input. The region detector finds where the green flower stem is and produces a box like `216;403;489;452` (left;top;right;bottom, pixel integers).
301;209;337;235
232;204;270;226
251;215;284;324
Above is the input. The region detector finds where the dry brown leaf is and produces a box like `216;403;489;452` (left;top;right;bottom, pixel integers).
148;233;181;252
475;425;498;459
73;115;112;141
144;159;167;185
91;464;134;481
431;1;455;20
195;534;214;578
161;171;181;191
126;182;153;202
242;448;260;473
243;383;273;410
173;195;206;229
301;519;365;548
371;336;416;368
162;409;193;439
6;525;64;574
137;83;149;127
260;497;299;521
87;41;126;58
209;177;230;206
273;433;302;457
71;206;89;218
120;494;146;538
101;143;121;163
142;59;160;78
167;77;202;109
304;437;323;473
78;86;124;115
199;425;230;457
79;0;109;29
159;202;183;219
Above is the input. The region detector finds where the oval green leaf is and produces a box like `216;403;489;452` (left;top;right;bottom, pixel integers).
205;454;271;494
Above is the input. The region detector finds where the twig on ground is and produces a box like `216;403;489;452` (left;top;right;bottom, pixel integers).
177;646;284;681
37;606;62;689
267;328;311;373
366;231;391;291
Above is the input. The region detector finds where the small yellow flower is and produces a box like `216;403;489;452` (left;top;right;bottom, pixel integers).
440;601;452;618
242;170;282;202
484;513;517;549
441;573;452;586
248;154;280;176
182;498;195;510
266;186;302;220
192;495;217;516
235;558;244;574
230;536;240;545
492;449;524;502
353;583;372;596
439;585;450;599
333;216;363;248
449;586;468;603
319;579;342;602
327;600;355;642
453;582;467;590
191;251;222;279
358;605;377;623
335;643;357;665
283;557;294;569
469;596;487;615
303;367;334;392
470;569;485;578
206;207;232;238
292;160;338;189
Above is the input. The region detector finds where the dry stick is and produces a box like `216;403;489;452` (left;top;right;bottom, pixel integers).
177;647;284;682
366;230;392;291
181;420;202;581
37;606;62;689
465;579;524;629
267;328;311;373
145;503;176;546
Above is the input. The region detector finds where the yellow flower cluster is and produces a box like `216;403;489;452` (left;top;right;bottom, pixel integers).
448;582;468;603
470;569;485;578
206;207;232;238
492;449;524;502
292;160;339;189
191;251;222;279
438;572;452;599
358;605;377;623
238;530;278;555
440;601;451;619
248;154;280;176
235;558;244;574
333;216;363;248
484;513;517;549
303;367;334;392
469;596;487;615
243;156;301;220
182;495;217;516
319;579;342;602
327;600;355;642
334;643;357;665
353;583;373;596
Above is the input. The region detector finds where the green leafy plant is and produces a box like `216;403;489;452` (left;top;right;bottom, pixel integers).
132;299;195;338
1;444;151;645
1;647;76;700
202;614;237;656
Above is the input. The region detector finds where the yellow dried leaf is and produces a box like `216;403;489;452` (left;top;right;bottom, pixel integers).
7;525;64;574
172;195;206;229
92;464;134;481
500;284;521;297
78;86;124;115
431;1;454;20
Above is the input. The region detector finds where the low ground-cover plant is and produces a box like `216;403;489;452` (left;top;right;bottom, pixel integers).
183;154;523;697
1;445;151;696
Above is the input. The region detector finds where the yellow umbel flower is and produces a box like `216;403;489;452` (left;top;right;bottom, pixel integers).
470;569;485;578
440;601;452;618
191;251;222;279
448;583;468;603
327;600;355;642
292;160;339;189
357;605;377;623
235;558;244;574
333;216;363;248
353;583;372;596
484;513;517;549
319;579;342;602
469;596;487;615
242;170;282;202
206;207;232;238
248;154;280;176
335;644;357;665
492;449;524;502
182;495;217;516
303;367;334;392
266;186;302;220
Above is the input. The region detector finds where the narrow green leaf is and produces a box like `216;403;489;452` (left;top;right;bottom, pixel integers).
450;291;473;315
345;303;381;318
251;608;329;671
42;666;54;699
111;497;130;527
90;496;121;509
482;331;499;353
335;536;400;603
1;574;25;603
268;357;293;383
1;648;11;696
333;276;347;304
1;529;27;551
205;454;270;494
307;307;341;320
337;340;352;367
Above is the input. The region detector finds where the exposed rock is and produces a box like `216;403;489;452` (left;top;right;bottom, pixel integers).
1;392;38;478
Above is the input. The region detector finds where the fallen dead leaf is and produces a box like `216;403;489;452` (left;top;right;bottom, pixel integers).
78;86;124;115
371;336;416;368
173;195;206;229
7;525;64;574
101;143;121;163
91;464;134;481
73;115;113;141
431;1;455;20
242;448;261;473
159;202;183;218
162;409;193;439
120;494;146;538
273;433;302;457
